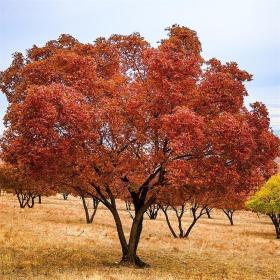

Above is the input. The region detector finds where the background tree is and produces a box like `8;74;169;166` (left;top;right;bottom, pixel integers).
53;174;101;224
62;193;69;200
159;188;209;239
0;163;53;208
1;25;279;267
205;207;213;219
246;173;280;239
146;203;160;220
218;189;251;225
158;170;234;238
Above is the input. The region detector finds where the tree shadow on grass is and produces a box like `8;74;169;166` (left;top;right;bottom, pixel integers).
199;220;234;227
0;244;120;278
1;240;276;280
0;242;223;279
254;220;271;225
240;230;275;240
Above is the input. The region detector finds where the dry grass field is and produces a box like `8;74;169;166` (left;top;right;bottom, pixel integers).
0;194;279;280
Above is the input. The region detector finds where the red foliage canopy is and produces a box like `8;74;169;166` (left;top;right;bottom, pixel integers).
1;25;279;266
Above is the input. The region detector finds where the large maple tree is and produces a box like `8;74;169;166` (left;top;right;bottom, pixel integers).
1;25;279;266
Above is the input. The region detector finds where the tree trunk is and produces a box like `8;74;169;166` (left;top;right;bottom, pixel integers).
16;190;25;208
206;207;212;219
38;195;42;204
160;206;178;238
62;193;69;200
119;193;155;267
161;203;206;239
109;205;129;257
184;218;198;238
27;195;36;208
173;205;185;238
80;195;99;224
276;225;280;239
81;195;90;223
125;201;132;210
146;203;160;220
183;204;206;238
102;200;150;267
121;216;146;267
90;181;156;267
125;201;134;220
269;214;280;239
222;209;235;225
15;190;33;208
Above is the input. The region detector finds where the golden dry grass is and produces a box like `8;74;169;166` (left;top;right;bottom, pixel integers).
0;194;279;280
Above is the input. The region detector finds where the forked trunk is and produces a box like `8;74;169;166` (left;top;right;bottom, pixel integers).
91;180;157;267
161;203;207;239
80;195;99;224
222;209;235;225
15;190;35;208
111;196;153;267
120;217;147;267
109;206;147;267
27;195;36;208
146;203;160;220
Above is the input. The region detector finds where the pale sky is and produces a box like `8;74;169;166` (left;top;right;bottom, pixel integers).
1;0;279;135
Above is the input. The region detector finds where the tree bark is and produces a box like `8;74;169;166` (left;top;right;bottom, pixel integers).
15;190;34;208
27;194;36;208
269;214;280;239
222;209;235;225
184;218;198;238
184;204;207;238
109;205;129;257
160;206;178;238
121;215;146;267
206;207;212;219
161;203;206;239
119;191;155;267
125;201;132;210
125;201;134;220
90;169;159;267
172;204;185;237
80;195;99;224
15;190;25;208
146;203;160;220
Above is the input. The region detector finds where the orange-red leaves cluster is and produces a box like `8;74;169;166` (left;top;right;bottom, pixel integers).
1;25;279;207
